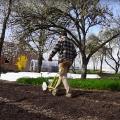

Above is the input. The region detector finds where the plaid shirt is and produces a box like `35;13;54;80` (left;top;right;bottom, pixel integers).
49;37;77;63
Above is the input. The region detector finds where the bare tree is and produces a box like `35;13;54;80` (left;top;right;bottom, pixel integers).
0;0;13;75
11;0;60;72
97;31;110;74
105;39;120;74
98;28;120;74
86;34;108;73
32;30;47;72
99;52;105;73
86;34;100;71
12;0;120;78
13;29;48;72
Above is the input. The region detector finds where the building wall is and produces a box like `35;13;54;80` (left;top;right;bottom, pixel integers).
1;42;38;72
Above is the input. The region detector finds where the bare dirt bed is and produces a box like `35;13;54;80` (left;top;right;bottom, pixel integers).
0;80;120;120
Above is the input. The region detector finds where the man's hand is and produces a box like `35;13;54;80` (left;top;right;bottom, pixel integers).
48;57;52;61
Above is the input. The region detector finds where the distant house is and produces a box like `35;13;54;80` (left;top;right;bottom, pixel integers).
1;41;38;72
1;42;78;73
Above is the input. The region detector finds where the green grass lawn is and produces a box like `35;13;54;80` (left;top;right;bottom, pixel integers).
16;74;120;91
17;77;48;85
68;79;120;91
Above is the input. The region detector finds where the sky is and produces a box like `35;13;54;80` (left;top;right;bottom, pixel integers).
88;0;120;35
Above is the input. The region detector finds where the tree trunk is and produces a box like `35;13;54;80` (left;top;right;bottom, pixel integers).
115;69;118;74
0;0;12;75
93;64;96;71
38;52;43;73
81;58;89;79
115;65;119;74
92;57;96;71
99;55;104;74
92;59;96;71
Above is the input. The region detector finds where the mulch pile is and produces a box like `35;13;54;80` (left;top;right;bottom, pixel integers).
0;80;120;120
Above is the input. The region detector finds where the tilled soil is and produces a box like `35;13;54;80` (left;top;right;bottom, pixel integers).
0;80;120;120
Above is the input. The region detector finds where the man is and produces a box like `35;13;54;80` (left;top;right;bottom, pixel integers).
48;31;77;97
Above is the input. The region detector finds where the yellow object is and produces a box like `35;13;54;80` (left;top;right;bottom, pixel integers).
48;77;58;92
16;55;28;71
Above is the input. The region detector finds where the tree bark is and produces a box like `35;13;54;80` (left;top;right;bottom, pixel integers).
99;55;104;74
115;65;119;74
0;0;12;75
81;57;89;79
38;52;43;73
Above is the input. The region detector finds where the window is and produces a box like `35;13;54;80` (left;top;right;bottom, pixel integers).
4;58;9;64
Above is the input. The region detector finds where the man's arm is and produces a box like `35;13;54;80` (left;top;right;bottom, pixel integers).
48;41;61;61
